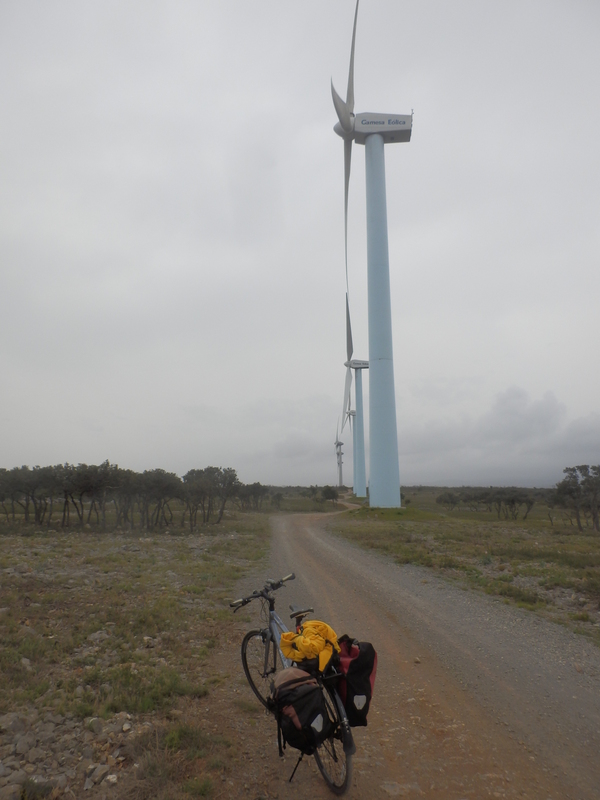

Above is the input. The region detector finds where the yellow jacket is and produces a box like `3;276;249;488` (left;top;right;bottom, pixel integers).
280;620;340;672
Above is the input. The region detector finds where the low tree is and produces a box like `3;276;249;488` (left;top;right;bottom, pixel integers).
321;486;339;505
555;467;586;531
182;469;208;530
237;482;268;511
0;468;10;522
5;466;31;522
436;491;459;510
271;492;284;510
182;467;240;526
28;465;60;526
138;469;182;530
555;465;600;533
112;468;139;529
578;465;600;532
214;468;240;523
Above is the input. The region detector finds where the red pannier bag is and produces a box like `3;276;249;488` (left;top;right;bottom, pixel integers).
337;634;377;727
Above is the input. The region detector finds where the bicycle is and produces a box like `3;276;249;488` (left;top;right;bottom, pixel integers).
230;573;355;795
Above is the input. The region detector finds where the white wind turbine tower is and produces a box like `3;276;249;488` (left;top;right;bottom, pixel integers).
341;296;368;498
332;0;412;507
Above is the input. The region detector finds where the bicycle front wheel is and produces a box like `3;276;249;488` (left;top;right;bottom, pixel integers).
241;629;281;708
314;687;353;795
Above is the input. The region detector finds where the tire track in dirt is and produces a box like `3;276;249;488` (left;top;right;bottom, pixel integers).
251;513;600;800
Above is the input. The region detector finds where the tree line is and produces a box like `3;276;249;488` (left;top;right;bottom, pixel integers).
436;487;537;519
0;462;270;531
435;464;600;532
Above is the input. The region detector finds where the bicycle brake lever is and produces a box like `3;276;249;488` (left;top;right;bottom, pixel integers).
232;598;250;613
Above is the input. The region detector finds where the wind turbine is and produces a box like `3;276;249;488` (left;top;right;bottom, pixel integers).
332;0;411;507
334;426;344;488
341;296;368;498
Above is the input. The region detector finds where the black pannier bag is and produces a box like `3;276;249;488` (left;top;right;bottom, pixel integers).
270;667;333;755
337;635;378;727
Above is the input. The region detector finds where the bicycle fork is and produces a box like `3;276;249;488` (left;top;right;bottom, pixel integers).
261;630;278;681
333;692;356;756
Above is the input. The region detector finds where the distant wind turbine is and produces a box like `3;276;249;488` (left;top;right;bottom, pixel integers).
341;295;368;498
332;0;412;507
334;426;344;488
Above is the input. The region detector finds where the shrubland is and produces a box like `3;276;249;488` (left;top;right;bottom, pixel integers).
330;482;600;644
0;511;269;798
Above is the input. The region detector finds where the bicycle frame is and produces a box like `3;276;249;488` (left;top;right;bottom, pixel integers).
265;607;292;672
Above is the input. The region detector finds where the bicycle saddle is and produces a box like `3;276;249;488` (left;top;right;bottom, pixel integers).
289;604;314;620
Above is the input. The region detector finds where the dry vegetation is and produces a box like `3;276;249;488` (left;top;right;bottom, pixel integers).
329;489;600;644
4;483;600;798
0;512;269;799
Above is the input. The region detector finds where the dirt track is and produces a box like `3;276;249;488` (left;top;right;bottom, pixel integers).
226;512;600;800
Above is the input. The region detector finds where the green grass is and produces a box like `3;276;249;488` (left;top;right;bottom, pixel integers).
571;611;591;622
165;723;212;759
122;721;229;798
182;776;213;797
21;779;53;799
233;697;262;715
98;665;208;717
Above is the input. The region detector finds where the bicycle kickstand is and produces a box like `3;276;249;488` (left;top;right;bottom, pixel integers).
288;752;304;783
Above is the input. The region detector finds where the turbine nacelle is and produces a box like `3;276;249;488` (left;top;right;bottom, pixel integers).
345;359;369;370
334;113;412;145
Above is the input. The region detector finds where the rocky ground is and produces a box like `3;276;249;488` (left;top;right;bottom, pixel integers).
0;517;269;799
3;509;600;800
0;708;135;798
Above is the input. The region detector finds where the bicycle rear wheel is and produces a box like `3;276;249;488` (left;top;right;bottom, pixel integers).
241;629;281;708
314;687;353;795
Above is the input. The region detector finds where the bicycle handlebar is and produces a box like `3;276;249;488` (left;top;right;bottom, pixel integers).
229;573;295;612
266;572;295;591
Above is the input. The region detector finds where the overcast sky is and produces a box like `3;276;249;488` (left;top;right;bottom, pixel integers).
1;0;599;488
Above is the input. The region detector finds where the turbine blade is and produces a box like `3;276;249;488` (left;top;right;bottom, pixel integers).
343;137;352;283
346;294;353;362
341;366;353;431
331;81;353;133
346;0;360;112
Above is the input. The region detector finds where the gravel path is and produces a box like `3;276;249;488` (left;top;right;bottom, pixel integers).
251;513;600;800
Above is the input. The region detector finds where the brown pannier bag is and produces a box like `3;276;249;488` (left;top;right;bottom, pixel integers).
270;667;332;755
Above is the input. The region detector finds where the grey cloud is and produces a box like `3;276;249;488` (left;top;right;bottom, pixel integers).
1;1;599;489
399;388;597;487
410;376;486;409
476;387;566;444
271;434;325;462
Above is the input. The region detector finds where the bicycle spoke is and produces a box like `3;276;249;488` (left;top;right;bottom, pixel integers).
314;687;353;795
